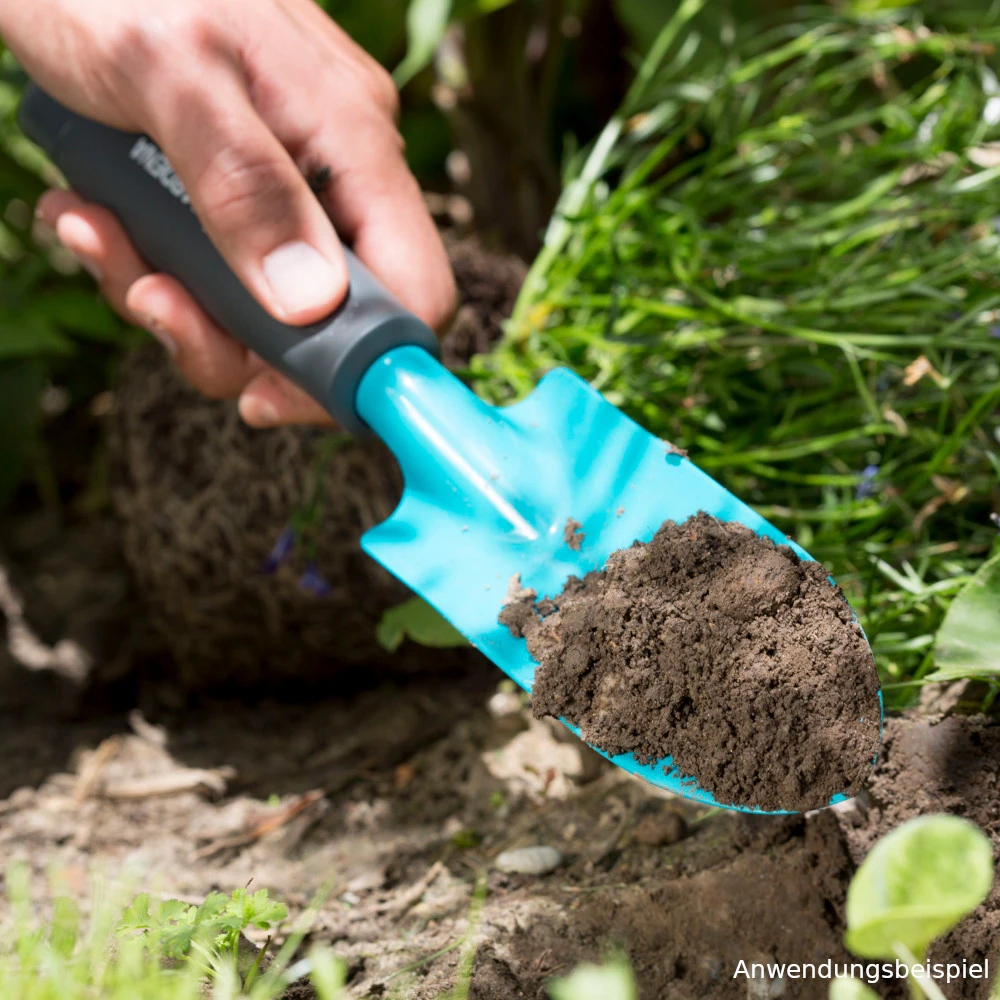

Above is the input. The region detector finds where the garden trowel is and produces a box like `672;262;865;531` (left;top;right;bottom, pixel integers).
18;85;882;814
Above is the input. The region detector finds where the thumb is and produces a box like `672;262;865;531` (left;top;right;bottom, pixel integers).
149;72;346;325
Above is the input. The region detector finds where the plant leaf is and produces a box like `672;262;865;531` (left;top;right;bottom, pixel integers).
927;550;1000;682
844;815;993;960
309;946;347;1000
117;893;152;934
0;316;74;359
829;978;882;1000
547;958;637;1000
393;0;454;88
48;896;80;958
454;0;519;17
34;290;121;342
376;597;467;652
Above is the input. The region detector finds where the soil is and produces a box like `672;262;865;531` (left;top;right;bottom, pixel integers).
1;516;999;999
562;519;584;552
500;513;881;812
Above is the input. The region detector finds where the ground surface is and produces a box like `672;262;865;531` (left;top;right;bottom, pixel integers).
1;513;998;1000
1;227;997;999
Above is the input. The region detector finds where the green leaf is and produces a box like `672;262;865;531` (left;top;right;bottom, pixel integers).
34;290;121;342
229;888;287;930
393;0;454;88
194;892;229;922
548;958;637;1000
160;922;199;960
309;946;347;1000
927;551;1000;682
844;815;993;960
0;316;74;359
117;893;152;934
48;896;80;958
454;0;519;16
829;978;882;1000
376;597;468;652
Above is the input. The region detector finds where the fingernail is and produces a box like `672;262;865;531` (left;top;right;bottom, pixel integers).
240;394;281;427
136;313;178;357
262;241;341;318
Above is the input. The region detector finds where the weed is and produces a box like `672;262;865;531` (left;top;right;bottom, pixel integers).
1;868;344;1000
840;814;994;999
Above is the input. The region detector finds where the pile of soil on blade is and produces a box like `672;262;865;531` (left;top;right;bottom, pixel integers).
500;512;881;812
109;230;525;691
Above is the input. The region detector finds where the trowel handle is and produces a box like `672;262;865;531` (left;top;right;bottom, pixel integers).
16;84;439;436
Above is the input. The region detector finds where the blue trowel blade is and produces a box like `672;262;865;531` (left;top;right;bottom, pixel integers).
356;346;882;815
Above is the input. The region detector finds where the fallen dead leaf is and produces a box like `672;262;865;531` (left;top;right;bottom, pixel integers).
903;355;946;387
393;763;416;790
969;143;1000;168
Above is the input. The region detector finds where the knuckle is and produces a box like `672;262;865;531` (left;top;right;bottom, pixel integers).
369;65;401;118
185;363;240;400
99;7;227;116
103;7;220;70
193;147;291;233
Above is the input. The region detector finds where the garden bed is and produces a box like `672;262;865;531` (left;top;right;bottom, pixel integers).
1;511;997;1000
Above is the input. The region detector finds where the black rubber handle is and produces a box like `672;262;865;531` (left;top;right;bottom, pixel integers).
17;84;439;435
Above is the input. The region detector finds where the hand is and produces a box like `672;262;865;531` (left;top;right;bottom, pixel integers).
1;0;456;426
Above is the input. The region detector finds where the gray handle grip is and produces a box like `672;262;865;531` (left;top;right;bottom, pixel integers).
17;84;439;435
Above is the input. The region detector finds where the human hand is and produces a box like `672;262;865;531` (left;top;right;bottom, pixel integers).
1;0;456;426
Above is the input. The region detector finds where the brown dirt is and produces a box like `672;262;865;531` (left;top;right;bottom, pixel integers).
2;245;997;1000
107;231;526;691
3;509;998;1000
501;513;881;812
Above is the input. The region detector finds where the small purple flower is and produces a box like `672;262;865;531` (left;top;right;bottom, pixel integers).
855;464;880;501
262;526;296;574
299;562;333;598
990;325;1000;339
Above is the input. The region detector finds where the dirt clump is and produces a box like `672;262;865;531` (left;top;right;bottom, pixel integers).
563;518;584;551
500;512;881;812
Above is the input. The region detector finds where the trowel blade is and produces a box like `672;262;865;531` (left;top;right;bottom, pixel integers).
357;346;882;814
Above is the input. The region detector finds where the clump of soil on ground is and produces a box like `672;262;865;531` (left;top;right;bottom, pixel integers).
501;512;881;812
108;231;525;691
2;519;998;1000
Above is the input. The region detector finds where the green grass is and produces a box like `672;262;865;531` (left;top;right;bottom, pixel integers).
0;869;346;1000
473;0;1000;703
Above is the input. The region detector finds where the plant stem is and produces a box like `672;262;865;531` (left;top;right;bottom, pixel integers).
894;944;949;1000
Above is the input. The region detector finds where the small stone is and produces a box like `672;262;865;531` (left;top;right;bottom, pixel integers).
634;809;688;846
488;691;523;719
494;845;563;875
